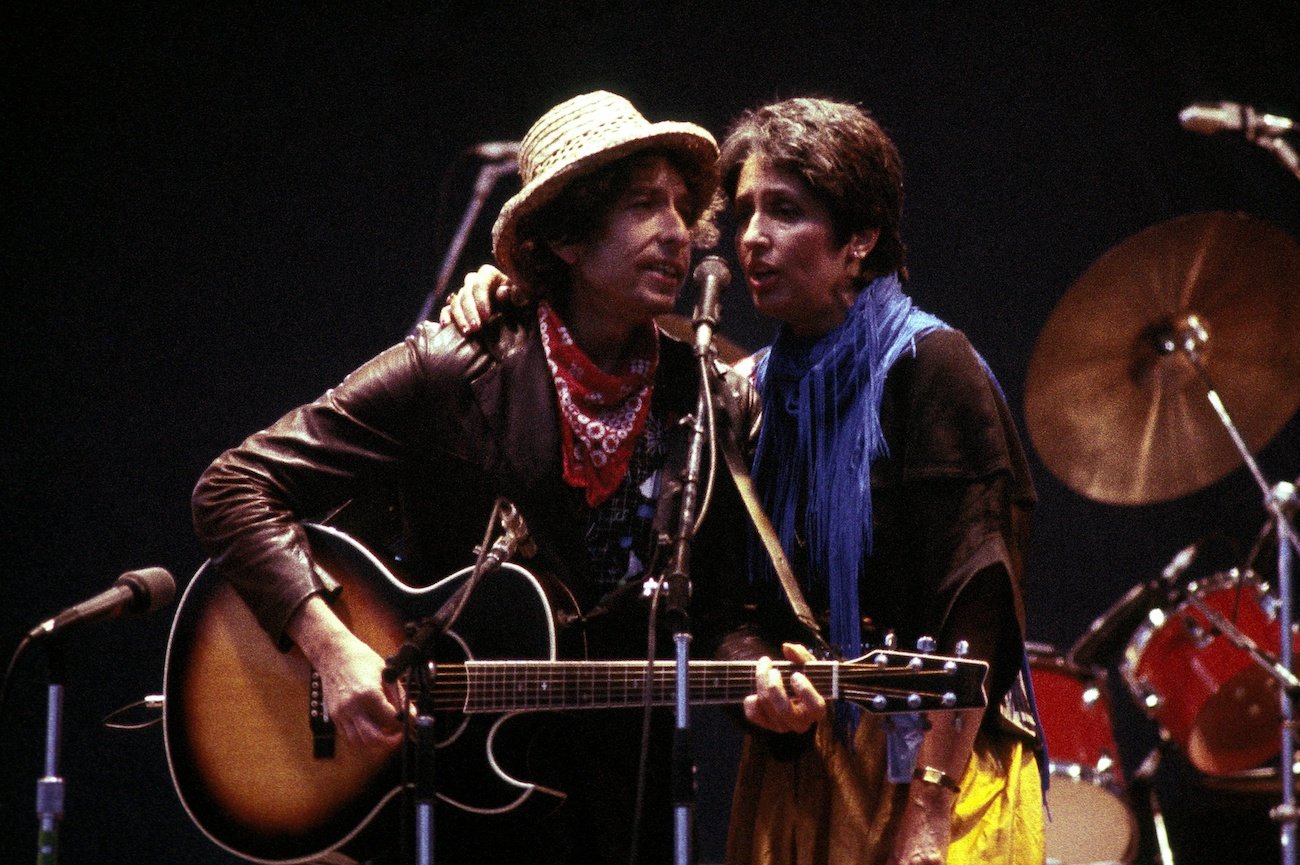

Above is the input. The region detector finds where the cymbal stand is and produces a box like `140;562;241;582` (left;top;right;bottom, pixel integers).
1169;328;1300;865
1132;743;1176;865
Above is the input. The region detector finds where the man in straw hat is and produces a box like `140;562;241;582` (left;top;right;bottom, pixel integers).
192;90;760;863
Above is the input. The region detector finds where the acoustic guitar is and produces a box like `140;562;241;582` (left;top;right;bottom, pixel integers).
164;523;988;864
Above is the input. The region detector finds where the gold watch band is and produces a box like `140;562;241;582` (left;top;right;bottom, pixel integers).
911;765;961;794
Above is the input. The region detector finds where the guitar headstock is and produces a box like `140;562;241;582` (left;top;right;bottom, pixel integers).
837;648;988;714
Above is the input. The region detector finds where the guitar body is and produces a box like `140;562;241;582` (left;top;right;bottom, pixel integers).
164;523;575;864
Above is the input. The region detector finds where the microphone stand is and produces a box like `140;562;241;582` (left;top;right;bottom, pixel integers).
657;332;720;865
409;158;519;335
1162;321;1300;865
382;500;531;865
34;637;65;865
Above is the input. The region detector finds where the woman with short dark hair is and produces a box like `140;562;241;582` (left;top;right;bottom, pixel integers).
721;96;1044;865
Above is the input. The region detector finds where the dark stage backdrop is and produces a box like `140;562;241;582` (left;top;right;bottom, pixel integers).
4;4;1298;864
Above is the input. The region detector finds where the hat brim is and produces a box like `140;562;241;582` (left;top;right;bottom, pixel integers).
491;122;718;279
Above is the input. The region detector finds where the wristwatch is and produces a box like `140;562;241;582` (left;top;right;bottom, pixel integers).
912;765;961;794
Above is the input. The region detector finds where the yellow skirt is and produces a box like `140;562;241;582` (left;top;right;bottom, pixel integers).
725;717;1045;865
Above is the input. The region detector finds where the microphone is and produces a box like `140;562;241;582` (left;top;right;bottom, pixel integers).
1180;101;1295;140
27;567;176;640
469;140;522;161
691;256;731;356
1159;542;1199;585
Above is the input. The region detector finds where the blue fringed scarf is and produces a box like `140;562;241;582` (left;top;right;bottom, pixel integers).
751;273;946;736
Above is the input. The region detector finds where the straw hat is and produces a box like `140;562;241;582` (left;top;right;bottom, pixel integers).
491;90;718;278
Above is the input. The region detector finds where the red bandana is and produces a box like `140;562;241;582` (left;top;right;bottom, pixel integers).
538;302;659;507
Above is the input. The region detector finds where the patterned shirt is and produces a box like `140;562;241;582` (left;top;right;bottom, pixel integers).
582;413;666;591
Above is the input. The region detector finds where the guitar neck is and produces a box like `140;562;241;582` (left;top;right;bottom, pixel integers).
425;657;982;714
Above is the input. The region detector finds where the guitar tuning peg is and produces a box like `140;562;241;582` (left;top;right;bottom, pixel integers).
943;659;958;674
871;694;889;711
916;635;937;653
907;693;923;710
954;639;970;657
908;655;924;670
884;630;898;649
942;692;957;708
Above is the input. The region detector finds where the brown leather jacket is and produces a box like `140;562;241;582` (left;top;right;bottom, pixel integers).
191;311;762;657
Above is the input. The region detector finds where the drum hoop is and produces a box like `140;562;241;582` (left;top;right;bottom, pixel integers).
1047;760;1125;795
1026;642;1108;682
1119;622;1153;702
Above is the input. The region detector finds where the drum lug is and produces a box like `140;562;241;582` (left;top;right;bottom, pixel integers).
1178;614;1215;650
1134;681;1163;713
1261;592;1283;624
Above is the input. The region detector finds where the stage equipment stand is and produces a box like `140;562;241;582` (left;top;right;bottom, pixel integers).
1132;744;1177;865
654;257;729;865
410;156;519;335
33;638;66;865
1163;319;1300;865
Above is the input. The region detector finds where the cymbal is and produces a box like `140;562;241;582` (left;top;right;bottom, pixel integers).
1025;211;1300;505
655;313;752;365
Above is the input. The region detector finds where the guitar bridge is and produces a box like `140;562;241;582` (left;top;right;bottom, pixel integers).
309;669;336;759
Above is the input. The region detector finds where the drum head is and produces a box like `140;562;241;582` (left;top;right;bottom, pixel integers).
1045;775;1137;865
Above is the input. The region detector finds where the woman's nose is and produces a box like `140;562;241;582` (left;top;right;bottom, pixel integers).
740;213;766;248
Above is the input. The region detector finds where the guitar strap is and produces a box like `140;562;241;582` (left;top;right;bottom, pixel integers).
697;369;836;660
717;430;835;659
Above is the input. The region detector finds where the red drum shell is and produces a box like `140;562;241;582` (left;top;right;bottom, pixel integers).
1121;572;1297;776
1028;644;1136;865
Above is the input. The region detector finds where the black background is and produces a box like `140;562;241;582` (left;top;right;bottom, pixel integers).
3;3;1298;863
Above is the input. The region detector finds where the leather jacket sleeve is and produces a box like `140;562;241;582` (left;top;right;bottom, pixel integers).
190;320;526;643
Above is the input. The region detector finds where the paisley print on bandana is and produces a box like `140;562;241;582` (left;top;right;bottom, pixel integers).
538;302;658;507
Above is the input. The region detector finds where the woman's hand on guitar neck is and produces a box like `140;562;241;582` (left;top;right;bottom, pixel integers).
743;642;828;734
288;595;405;750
